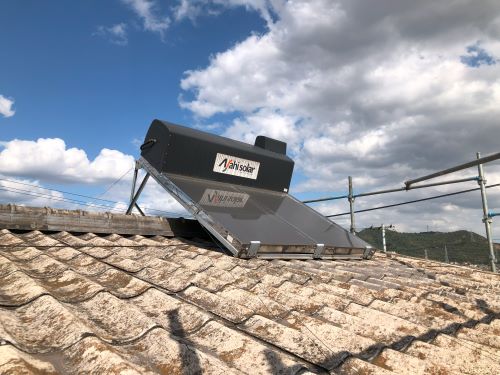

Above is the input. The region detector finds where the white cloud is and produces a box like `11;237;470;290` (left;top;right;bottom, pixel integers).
0;137;188;217
94;23;128;46
0;177;65;208
0;95;15;118
122;0;170;38
0;138;135;184
223;108;301;152
179;0;500;233
174;0;279;25
118;0;274;41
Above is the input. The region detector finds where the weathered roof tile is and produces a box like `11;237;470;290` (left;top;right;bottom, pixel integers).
181;286;254;323
0;345;58;374
1;226;499;374
92;269;149;298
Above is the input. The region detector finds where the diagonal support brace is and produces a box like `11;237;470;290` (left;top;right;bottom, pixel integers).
126;173;150;215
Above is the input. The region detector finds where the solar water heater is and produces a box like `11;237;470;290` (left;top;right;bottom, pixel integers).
127;120;373;259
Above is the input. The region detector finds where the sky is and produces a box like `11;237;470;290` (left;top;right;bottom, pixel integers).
1;0;500;239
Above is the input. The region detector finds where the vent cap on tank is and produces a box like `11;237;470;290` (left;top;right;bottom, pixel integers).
254;136;287;155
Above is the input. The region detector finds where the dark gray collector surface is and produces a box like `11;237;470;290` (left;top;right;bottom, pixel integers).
168;173;368;249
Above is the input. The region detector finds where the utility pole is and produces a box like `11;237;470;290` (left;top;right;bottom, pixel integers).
444;244;449;263
424;249;428;260
348;176;356;234
477;152;497;273
381;224;387;253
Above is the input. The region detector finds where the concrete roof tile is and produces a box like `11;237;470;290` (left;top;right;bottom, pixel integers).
66;254;111;276
0;295;89;352
12;254;68;278
118;328;238;374
0;270;48;306
77;245;114;259
0;232;25;246
45;246;82;261
92;269;149;298
136;266;195;292
0;345;58;374
217;286;289;319
405;338;500;374
63;336;152;374
0;254;19;277
0;246;43;261
190;320;308;374
104;254;145;273
130;288;210;334
180;286;254;323
1;225;499;374
240;314;338;369
72;291;156;342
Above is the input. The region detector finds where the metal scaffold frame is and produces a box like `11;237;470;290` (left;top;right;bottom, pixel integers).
304;151;500;272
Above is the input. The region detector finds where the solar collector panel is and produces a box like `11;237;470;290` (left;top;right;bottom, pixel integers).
132;120;373;259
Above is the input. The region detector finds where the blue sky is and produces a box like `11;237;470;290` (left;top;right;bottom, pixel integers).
0;0;265;157
1;0;500;235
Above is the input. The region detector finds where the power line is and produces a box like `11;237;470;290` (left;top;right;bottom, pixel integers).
0;178;117;204
303;177;478;204
0;177;186;217
96;166;134;199
326;183;500;218
0;185;187;217
0;186;124;212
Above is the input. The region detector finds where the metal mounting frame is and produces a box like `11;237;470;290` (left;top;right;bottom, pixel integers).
134;157;241;256
126;157;369;260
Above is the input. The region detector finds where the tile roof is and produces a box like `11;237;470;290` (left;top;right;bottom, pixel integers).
1;227;499;374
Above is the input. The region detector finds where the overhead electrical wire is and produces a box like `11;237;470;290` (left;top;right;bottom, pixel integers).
96;166;134;199
0;181;187;218
326;183;500;218
0;185;121;210
0;177;117;204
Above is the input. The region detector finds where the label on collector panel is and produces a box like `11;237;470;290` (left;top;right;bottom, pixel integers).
199;189;249;208
213;153;260;180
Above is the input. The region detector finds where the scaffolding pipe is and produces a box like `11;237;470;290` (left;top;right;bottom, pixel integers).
326;183;500;218
348;176;356;234
302;194;348;204
405;151;500;188
477;152;497;273
354;177;478;198
303;176;477;203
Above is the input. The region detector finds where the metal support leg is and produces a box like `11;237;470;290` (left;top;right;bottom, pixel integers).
134;203;145;216
477;152;497;273
129;163;139;209
348;176;356;234
126;173;150;215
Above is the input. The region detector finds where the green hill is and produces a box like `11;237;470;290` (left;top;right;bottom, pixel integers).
357;228;499;266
